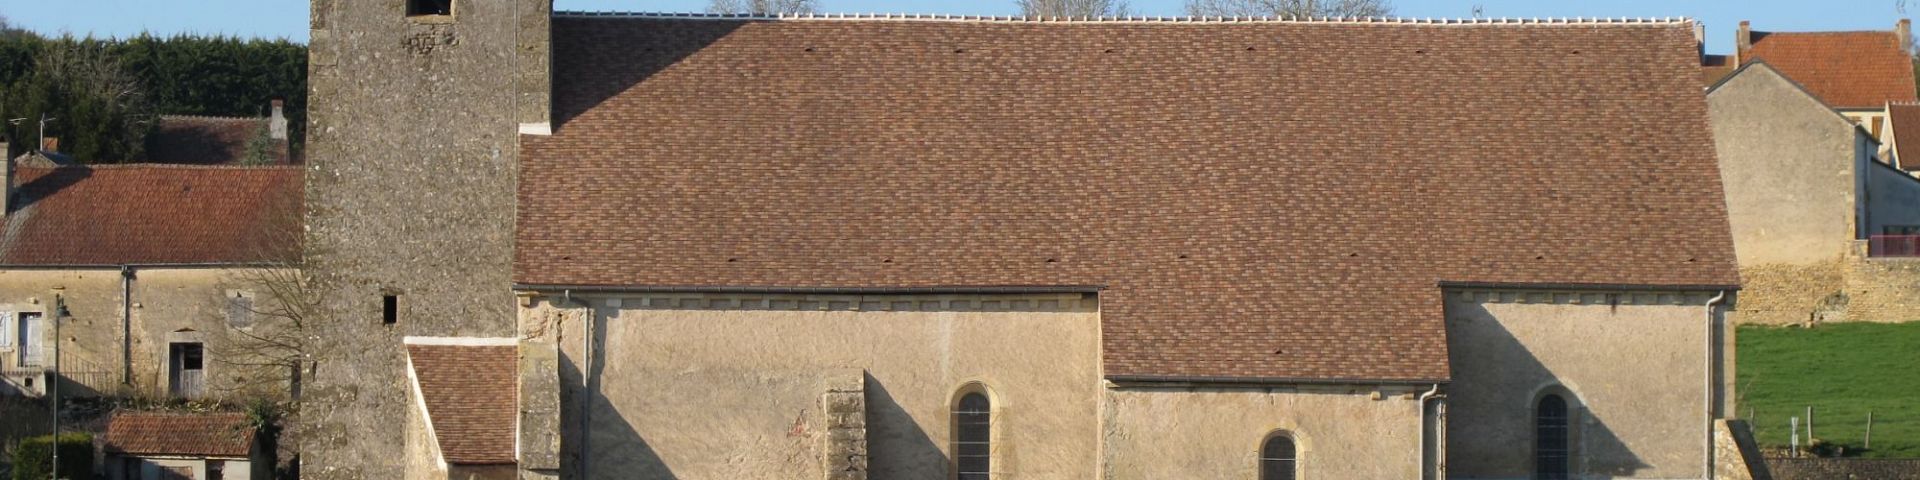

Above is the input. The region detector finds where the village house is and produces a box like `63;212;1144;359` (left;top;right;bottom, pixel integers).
102;411;270;480
0;149;303;400
143;98;296;165
299;1;1765;479
1704;20;1918;163
1704;58;1920;326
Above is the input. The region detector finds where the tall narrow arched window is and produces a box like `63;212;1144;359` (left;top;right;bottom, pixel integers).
1260;434;1297;480
1536;394;1570;480
954;392;992;479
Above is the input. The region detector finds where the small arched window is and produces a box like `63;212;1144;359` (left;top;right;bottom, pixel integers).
954;392;992;480
1536;394;1570;480
1260;434;1297;480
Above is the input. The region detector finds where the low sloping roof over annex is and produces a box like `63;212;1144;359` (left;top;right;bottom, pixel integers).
406;340;518;465
517;15;1742;383
1743;29;1918;109
1;164;303;265
104;412;256;458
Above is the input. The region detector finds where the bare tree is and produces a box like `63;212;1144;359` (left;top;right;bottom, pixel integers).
1185;0;1393;18
1019;0;1131;17
206;192;314;401
707;0;819;15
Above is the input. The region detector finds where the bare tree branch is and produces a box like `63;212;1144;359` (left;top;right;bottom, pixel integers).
707;0;819;15
1018;0;1131;17
1185;0;1393;17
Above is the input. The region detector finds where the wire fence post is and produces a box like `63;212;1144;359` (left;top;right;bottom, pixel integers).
1792;416;1800;457
1866;410;1873;450
1807;406;1815;442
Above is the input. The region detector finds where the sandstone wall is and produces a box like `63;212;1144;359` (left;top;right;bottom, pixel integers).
525;292;1102;479
1445;288;1722;479
1101;386;1425;479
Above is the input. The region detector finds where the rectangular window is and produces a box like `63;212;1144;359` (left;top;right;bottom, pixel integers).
406;0;452;17
0;311;11;348
383;295;399;325
227;291;255;329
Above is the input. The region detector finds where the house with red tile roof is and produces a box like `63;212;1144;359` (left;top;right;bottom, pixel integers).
103;411;269;480
1707;20;1918;162
1708;62;1920;325
0;152;303;401
299;3;1761;480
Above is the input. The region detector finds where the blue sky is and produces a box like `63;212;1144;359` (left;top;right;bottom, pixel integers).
0;0;1913;54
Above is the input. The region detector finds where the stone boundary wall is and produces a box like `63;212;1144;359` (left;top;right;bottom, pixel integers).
1765;457;1920;479
1735;244;1920;324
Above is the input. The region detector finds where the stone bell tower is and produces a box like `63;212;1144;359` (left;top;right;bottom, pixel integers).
301;0;549;477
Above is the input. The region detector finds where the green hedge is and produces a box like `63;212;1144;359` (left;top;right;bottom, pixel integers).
11;432;92;480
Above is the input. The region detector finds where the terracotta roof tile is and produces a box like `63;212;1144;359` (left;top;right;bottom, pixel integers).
145;115;288;165
0;164;303;265
407;343;517;465
1744;30;1918;108
103;412;255;457
517;18;1742;382
1891;103;1920;169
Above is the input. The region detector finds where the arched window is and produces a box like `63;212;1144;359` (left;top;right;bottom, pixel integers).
1536;394;1570;480
954;392;992;480
1260;434;1297;480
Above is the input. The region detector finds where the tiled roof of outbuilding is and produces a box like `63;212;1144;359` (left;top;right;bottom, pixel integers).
1890;103;1920;169
517;16;1742;383
1743;30;1917;109
407;342;518;465
0;164;303;265
104;412;256;458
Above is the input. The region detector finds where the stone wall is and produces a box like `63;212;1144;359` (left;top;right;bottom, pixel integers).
1766;457;1920;480
1445;288;1723;479
1708;63;1866;268
0;267;295;400
1715;419;1772;480
302;0;550;477
523;291;1102;479
1734;248;1920;324
1101;385;1426;479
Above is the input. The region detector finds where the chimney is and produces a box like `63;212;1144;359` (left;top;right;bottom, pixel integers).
40;137;57;154
269;98;288;140
1899;19;1913;54
1694;21;1708;62
1736;21;1753;63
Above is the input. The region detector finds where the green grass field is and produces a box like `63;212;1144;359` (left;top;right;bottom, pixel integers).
1737;322;1920;458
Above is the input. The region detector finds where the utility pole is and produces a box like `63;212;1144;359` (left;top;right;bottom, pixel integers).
50;293;63;480
37;113;55;153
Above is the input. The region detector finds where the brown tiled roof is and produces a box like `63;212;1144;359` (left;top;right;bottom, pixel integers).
518;17;1742;382
1;164;303;265
104;412;255;457
145;115;290;165
407;343;517;465
1743;30;1917;109
1702;54;1737;86
1891;103;1920;169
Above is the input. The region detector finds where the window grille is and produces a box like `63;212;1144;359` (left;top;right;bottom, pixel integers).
954;392;991;480
1536;394;1570;480
1260;434;1297;480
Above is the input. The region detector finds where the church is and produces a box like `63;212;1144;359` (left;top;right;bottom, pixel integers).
298;1;1748;478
